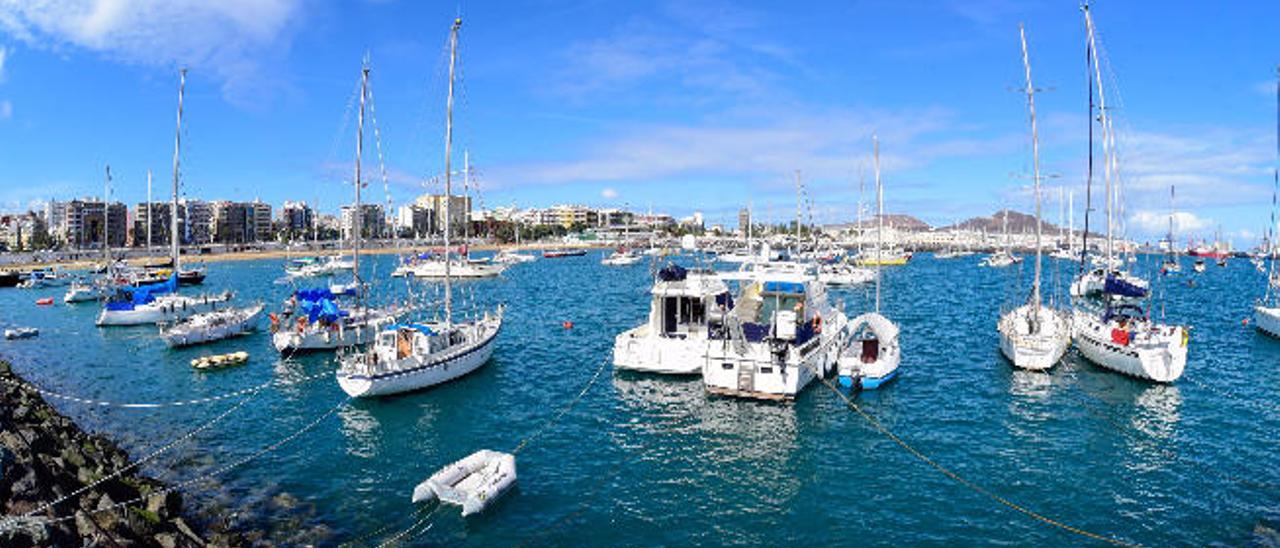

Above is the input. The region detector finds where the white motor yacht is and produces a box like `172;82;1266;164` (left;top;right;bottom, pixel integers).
614;265;732;374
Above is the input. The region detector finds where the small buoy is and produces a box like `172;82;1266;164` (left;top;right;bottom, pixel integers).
1243;318;1250;326
562;321;573;329
35;297;53;306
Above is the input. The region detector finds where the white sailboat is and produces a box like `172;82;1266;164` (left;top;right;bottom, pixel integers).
271;65;395;353
1161;186;1181;274
337;20;504;398
159;303;264;347
1071;5;1188;382
981;209;1021;267
614;264;733;374
997;26;1070;371
838;136;901;389
1255;68;1280;338
96;70;234;327
66;167;116;303
394;153;506;279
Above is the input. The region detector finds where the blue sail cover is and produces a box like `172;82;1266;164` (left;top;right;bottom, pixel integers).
295;288;336;302
1104;274;1148;298
106;274;178;310
296;287;347;323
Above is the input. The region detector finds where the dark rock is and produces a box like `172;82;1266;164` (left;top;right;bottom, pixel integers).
172;517;206;547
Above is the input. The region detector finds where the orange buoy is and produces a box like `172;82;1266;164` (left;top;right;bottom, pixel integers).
1242;318;1250;326
35;297;53;306
562;321;574;329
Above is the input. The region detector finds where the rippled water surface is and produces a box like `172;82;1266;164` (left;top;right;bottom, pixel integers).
1;252;1277;545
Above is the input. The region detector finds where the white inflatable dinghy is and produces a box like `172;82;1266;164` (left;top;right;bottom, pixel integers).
412;449;517;516
4;327;39;340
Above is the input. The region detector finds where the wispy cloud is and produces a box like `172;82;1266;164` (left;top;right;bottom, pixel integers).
0;45;8;81
0;99;11;119
1128;209;1213;236
0;0;304;106
600;187;618;199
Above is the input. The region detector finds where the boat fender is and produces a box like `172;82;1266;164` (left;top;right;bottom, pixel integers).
562;321;573;329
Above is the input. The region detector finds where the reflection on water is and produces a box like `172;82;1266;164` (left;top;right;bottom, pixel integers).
337;404;381;458
1132;384;1183;441
1005;368;1057;440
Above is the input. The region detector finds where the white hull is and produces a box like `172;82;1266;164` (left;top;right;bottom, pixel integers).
411;450;517;517
613;325;706;374
817;266;875;286
96;293;235;326
602;254;643;266
1071;309;1188;382
160;304;264;347
1255;305;1280;338
337;314;502;398
702;313;848;400
64;284;105;303
394;260;505;279
998;304;1070;371
271;312;394;353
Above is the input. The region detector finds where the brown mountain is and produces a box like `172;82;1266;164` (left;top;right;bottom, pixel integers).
940;209;1071;235
849;214;932;232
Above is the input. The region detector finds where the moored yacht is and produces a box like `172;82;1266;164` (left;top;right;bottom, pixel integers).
701;274;849;400
614;264;732;374
96;275;235;326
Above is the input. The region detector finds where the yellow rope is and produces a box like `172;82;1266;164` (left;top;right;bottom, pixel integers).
814;373;1136;546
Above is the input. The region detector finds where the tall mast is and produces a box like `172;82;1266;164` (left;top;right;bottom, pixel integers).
873;135;883;313
463;150;471;259
170;69;186;271
1068;189;1074;254
146;169;152;255
794;170;802;253
1079;2;1094;272
103;165;112;264
1084;5;1113;267
1168;186;1176;255
442;18;461;326
354;63;368;287
1268;65;1279;303
1020;24;1044;313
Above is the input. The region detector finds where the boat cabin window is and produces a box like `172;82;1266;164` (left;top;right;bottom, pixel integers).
758;293;803;325
660;296;707;337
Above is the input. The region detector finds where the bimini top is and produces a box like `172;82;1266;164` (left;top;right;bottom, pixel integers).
761;280;806;295
387;323;435;335
848;312;900;342
1104;274;1149;298
653;272;729;298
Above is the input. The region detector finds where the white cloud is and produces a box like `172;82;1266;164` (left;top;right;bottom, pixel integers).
1128;209;1212;236
0;0;303;106
0;100;11;119
600;187;619;200
0;45;8;80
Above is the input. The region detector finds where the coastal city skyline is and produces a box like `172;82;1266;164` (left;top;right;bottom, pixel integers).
0;1;1276;242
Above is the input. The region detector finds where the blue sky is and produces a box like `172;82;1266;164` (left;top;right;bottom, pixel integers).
0;0;1276;244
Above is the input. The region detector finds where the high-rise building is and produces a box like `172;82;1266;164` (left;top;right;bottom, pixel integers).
340;204;386;240
133;202;177;248
280;201;314;239
54;199;128;249
249;200;273;242
738;207;751;235
0;213;48;251
395;204;434;237
415;194;470;234
210;200;250;244
180;199;212;245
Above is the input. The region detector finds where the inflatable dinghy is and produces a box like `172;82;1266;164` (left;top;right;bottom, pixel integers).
412;449;516;516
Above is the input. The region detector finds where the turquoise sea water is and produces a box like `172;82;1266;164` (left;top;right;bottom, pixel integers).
1;252;1278;545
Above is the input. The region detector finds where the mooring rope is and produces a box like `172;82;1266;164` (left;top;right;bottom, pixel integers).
810;368;1135;546
1182;375;1280;417
1;368;331;409
339;505;429;548
1;396;349;531
511;357;609;455
17;382;270;519
375;506;439;548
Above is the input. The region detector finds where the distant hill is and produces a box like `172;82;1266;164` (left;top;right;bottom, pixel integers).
848;214;932;232
939;209;1074;236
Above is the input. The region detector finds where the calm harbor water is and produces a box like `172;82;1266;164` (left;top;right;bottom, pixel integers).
1;252;1278;545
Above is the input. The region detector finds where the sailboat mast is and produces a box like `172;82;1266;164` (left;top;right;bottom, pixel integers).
1269;65;1279;303
442;18;461;326
794;170;802;253
354;65;368;287
103;165;111;265
170;69;185;272
146;170;152;254
1020;24;1044;311
1079;3;1094;272
874;135;883;314
1084;6;1113;267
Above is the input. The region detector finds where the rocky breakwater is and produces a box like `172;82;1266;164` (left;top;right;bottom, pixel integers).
0;360;242;547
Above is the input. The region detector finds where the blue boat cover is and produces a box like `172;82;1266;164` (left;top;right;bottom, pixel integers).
108;273;178;310
657;264;687;282
762;281;805;294
295;288;336;302
1103;275;1148;298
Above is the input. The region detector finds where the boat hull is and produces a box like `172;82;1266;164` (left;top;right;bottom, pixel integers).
271;314;393;353
1256;305;1280;338
613;325;705;375
702;314;848;401
337;317;501;398
997;305;1070;371
1071;310;1188;383
95;294;234;326
161;305;264;347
